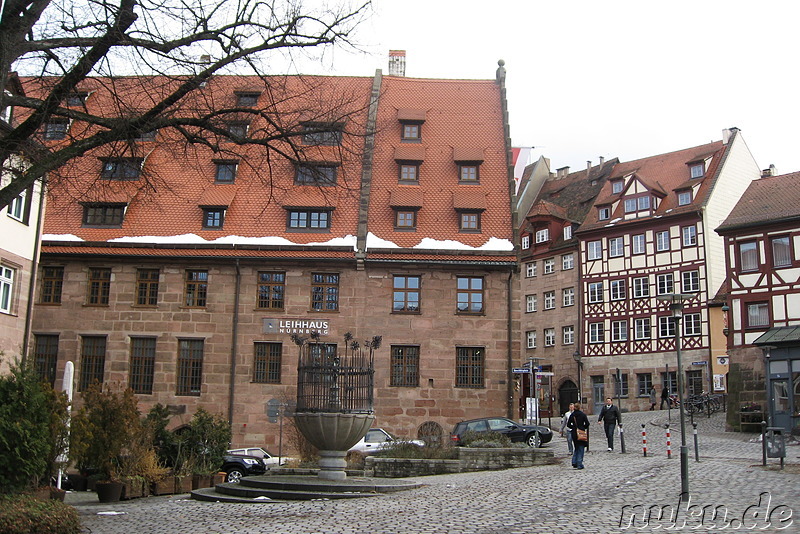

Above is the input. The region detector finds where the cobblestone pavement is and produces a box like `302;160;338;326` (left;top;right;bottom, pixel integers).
69;411;799;534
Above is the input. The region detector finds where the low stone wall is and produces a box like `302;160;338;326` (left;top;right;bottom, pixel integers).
365;447;555;478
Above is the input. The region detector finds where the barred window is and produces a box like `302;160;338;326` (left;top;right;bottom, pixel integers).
311;273;339;311
257;272;285;310
184;270;208;307
79;336;106;391
34;334;59;386
40;266;64;304
614;373;629;397
455;347;484;388
177;339;204;396
129;337;156;394
136;269;159;306
87;267;111;305
253;342;282;384
390;345;419;387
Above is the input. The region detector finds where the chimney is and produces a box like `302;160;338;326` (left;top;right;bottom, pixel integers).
556;166;570;179
722;126;739;145
587;160;592;171
599;156;605;168
761;164;777;178
388;50;406;76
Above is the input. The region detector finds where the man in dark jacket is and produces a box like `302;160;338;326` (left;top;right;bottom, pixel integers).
566;402;589;469
598;397;621;451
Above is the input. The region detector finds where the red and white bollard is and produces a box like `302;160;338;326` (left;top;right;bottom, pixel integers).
641;423;647;457
666;423;672;459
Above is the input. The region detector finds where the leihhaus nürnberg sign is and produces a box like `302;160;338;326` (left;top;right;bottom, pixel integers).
263;318;330;336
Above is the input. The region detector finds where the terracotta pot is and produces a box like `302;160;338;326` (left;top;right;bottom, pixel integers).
213;472;226;487
96;481;124;503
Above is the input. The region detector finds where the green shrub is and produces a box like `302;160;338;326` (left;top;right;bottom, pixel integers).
460;430;512;448
0;494;80;534
375;441;458;459
0;359;51;493
181;408;232;475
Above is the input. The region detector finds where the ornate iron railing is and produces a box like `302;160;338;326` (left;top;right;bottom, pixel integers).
294;332;377;414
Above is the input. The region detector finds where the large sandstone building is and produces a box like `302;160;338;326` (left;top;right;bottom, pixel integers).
25;65;519;448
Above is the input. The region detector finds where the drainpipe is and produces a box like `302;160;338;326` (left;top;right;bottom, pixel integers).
21;177;47;364
227;259;241;426
506;270;514;419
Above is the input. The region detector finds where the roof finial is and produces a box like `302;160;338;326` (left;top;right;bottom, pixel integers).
496;59;506;84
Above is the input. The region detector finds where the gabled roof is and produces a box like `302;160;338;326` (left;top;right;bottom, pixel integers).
716;171;800;233
579;140;727;232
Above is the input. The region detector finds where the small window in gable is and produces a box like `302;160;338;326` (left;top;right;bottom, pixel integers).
563;225;572;240
236;92;260;107
677;190;692;206
535;228;549;243
598;207;610;220
521;235;530;249
690;163;704;179
611;180;624;194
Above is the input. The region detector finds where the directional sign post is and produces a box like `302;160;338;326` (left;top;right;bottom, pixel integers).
512;367;531;374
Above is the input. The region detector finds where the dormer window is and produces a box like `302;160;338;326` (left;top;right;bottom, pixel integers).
397;109;425;143
598;206;610;220
624;195;650;214
202;207;226;228
677;190;692;206
458;211;481;232
301;122;343;146
398;163;419;182
402;123;420;141
690;163;704;179
563;226;572;240
215;161;238;183
459;165;479;182
66;93;88;106
295;164;337;186
227;121;249;138
521;235;530;249
611;180;624;194
535;228;549;243
43;119;69;140
235;92;260;107
100;158;142;180
394;209;418;230
82;203;126;226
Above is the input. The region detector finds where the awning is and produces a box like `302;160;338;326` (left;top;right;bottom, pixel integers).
753;326;800;345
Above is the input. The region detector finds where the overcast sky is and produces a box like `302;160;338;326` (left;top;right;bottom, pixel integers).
306;0;800;175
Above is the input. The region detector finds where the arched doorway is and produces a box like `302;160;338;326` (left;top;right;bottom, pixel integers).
558;380;578;415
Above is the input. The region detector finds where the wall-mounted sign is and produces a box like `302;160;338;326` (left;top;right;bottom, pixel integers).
263;318;330;336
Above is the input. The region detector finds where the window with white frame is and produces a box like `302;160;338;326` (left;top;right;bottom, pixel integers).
544;291;555;310
563;325;575;345
588;240;602;260
525;262;537;277
7;189;28;223
608;237;623;258
633;276;650;298
526;294;537;313
610;279;626;301
543;258;555;274
563;287;575;307
612;180;624;194
682;225;697;247
598;206;610;220
739;241;758;271
526;330;537;349
535;229;549;243
544;328;555;347
746;302;769;327
589;322;604;343
677;190;692;206
771;236;791;267
624;198;637;213
658;316;676;338
656;273;674;295
625;195;651;213
563;226;573;240
632;234;646;254
683;313;701;336
656;230;670;252
611;320;628;342
682;270;700;293
634;318;651;339
588;282;603;303
690;163;704;179
521;235;530;249
562;253;574;270
0;266;14;314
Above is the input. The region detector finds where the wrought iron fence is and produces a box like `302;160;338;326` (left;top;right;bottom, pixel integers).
294;332;377;414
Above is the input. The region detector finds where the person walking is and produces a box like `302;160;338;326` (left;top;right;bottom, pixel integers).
559;402;575;454
566;402;589;469
649;387;657;411
660;386;670;410
598;397;621;451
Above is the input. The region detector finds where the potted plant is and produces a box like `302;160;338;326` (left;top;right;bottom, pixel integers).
69;384;143;502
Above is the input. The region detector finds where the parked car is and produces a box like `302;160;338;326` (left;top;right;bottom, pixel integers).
348;428;424;454
220;453;267;483
450;417;553;448
227;447;282;465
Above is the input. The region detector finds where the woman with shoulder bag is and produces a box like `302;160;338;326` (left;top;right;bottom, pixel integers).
566;402;590;469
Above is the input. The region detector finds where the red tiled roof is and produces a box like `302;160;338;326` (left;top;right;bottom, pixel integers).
393;145;426;161
397;108;426;122
453;147;485;162
389;189;424;208
198;186;236;207
453;189;488;210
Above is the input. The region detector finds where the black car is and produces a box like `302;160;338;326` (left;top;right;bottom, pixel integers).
450;417;553;448
220;453;267;483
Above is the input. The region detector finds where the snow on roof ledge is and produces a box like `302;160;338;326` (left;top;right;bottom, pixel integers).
366;233;513;251
102;234;358;247
42;234;84;242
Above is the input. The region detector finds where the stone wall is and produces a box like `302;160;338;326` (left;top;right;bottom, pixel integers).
364;447;555;477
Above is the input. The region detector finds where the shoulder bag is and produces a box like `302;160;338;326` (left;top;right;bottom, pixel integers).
576;428;588;441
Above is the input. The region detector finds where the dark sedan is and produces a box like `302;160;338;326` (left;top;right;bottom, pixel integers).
450;417;553;448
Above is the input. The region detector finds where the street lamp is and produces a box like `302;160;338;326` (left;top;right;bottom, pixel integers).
573;350;582;403
657;293;693;499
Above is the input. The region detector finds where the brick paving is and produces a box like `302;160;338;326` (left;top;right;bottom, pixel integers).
67;411;799;533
